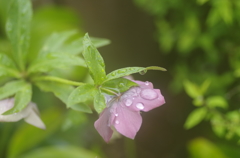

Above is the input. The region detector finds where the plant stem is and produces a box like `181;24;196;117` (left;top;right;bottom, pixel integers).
33;76;84;86
100;87;119;96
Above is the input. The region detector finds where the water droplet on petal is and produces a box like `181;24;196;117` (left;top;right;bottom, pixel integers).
140;89;158;100
115;120;120;124
115;113;118;116
125;99;132;106
136;103;144;110
145;81;149;85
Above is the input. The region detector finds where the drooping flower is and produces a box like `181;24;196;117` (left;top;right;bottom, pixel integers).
94;80;165;142
0;98;46;129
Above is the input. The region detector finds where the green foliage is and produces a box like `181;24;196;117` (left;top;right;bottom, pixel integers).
188;138;228;158
106;66;166;81
134;0;240;143
102;78;138;94
28;31;86;74
18;146;100;158
0;1;168;157
82;33;106;84
184;107;207;129
7;107;63;158
6;0;32;71
0;53;19;78
67;33;166;113
0;80;26;100
206;96;228;109
67;84;96;108
3;83;32;115
35;80;74;104
94;91;106;113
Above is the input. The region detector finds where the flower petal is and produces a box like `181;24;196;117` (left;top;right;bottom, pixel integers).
0;98;27;122
94;108;113;142
121;81;165;112
0;98;46;129
113;102;142;139
0;98;14;115
24;103;46;129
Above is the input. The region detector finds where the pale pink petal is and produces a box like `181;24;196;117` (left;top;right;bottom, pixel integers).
113;102;142;139
121;81;165;112
0;98;14;114
0;98;46;129
24;103;46;129
94;108;113;142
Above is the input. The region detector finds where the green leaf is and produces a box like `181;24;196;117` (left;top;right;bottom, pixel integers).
206;96;228;109
19;146;100;158
6;0;32;70
70;103;92;113
0;80;26;100
90;37;111;49
38;30;77;57
61;37;110;55
200;79;211;94
8;107;63;158
82;33;106;84
35;81;74;104
28;53;86;74
28;31;86;74
94;91;106;113
216;0;233;24
188;138;228;158
183;80;201;98
0;53;20;78
3;83;32;115
102;77;138;94
184;107;207;129
36;80;92;113
62;110;87;131
106;66;166;81
67;84;97;108
196;0;209;5
211;114;226;137
226;111;240;123
192;96;204;106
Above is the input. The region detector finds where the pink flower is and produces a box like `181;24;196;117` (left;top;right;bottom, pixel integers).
94;80;165;142
0;98;46;129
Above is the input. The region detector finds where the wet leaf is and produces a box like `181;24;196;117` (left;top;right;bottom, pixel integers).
0;80;26;100
6;0;32;70
106;66;166;81
82;33;106;84
3;83;32;115
94;91;106;113
67;83;97;108
102;78;138;94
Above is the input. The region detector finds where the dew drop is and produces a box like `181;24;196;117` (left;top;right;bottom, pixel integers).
139;70;147;75
118;69;126;73
140;89;158;100
145;81;150;85
136;103;144;110
125;99;132;106
119;82;124;87
115;113;118;116
115;120;120;124
111;72;117;76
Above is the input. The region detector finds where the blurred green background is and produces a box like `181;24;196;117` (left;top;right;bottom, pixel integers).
1;0;240;158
